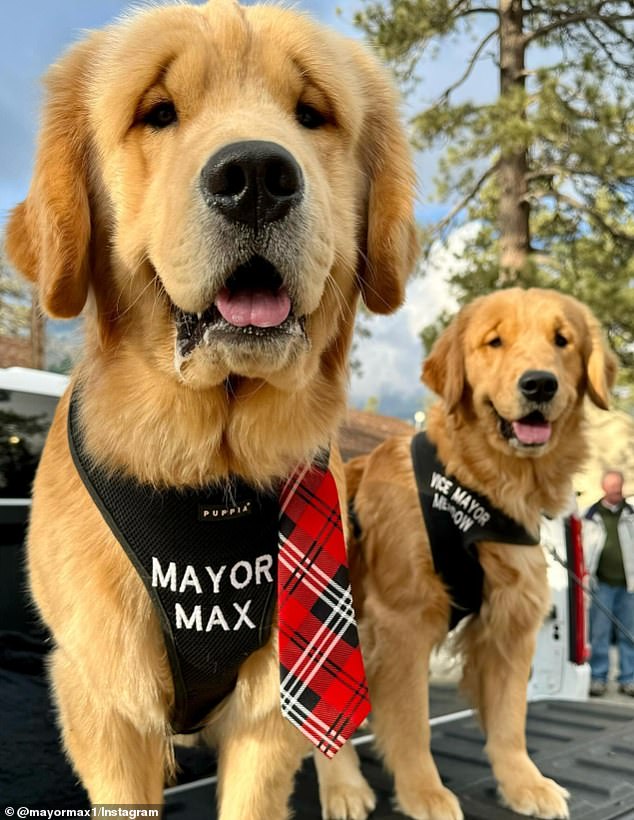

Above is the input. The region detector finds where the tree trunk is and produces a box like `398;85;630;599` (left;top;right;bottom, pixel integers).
498;0;530;282
30;289;45;370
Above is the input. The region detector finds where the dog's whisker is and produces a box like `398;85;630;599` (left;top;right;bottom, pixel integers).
325;273;355;325
114;265;157;319
149;276;164;325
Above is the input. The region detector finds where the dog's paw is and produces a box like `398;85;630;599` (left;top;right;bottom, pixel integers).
498;776;570;819
396;785;463;820
319;780;376;820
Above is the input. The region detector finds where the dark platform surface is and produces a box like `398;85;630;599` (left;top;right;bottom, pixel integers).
2;633;633;819
164;696;634;820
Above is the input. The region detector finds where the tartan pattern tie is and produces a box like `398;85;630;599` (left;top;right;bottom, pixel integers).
278;461;371;758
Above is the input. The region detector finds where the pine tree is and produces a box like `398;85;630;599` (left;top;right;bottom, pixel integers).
0;238;45;369
0;242;30;338
355;0;634;399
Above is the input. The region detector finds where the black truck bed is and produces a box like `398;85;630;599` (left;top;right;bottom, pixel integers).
2;632;633;818
164;692;634;820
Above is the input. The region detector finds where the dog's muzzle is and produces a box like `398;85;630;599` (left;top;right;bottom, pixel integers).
169;142;309;361
172;256;306;359
496;370;559;448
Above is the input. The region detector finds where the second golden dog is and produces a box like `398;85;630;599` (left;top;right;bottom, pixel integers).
318;288;616;820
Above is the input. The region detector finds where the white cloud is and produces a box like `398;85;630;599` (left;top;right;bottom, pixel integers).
350;223;479;416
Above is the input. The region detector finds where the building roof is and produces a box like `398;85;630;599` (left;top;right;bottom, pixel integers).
339;409;414;461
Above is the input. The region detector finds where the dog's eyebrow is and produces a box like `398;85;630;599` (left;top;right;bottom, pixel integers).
289;57;318;88
131;60;177;121
289;56;342;124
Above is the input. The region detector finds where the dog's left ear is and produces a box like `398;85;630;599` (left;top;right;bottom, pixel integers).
422;308;468;413
579;304;618;410
353;45;419;314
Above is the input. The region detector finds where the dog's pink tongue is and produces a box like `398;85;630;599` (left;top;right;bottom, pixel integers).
215;287;291;328
512;419;552;445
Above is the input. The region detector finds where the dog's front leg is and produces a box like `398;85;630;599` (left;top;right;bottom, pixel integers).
213;644;309;820
314;742;376;820
465;626;569;818
462;549;570;819
51;649;168;804
362;602;462;820
215;704;308;820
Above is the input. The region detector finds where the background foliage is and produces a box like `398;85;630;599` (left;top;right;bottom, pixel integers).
356;0;634;406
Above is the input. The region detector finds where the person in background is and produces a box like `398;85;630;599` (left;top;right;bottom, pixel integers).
583;470;634;697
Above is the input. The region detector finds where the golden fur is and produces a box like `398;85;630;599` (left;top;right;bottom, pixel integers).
316;288;617;820
4;1;417;816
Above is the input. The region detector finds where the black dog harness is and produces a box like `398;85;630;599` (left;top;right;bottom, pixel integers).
411;432;539;629
68;391;280;733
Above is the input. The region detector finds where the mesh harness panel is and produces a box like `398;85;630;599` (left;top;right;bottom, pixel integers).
67;390;280;733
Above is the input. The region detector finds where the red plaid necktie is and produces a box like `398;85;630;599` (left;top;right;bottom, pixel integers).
278;460;371;758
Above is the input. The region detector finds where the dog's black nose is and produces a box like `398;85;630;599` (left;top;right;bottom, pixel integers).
519;370;559;403
201;140;303;231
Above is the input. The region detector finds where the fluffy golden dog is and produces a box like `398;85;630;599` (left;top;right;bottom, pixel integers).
4;1;417;816
316;289;616;820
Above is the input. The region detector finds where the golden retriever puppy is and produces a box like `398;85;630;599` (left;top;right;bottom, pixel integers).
317;288;616;820
4;1;417;816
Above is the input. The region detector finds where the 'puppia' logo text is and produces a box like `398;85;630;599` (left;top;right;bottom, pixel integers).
430;472;491;533
198;501;252;521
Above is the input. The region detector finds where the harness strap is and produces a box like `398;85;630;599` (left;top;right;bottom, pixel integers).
411;432;539;628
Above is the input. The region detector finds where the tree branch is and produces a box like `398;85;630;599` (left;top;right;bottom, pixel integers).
436;27;498;104
456;7;501;19
601;17;634;48
582;21;634;75
525;189;634;244
433;162;499;236
447;0;469;15
526;165;616;181
524;2;634;45
445;0;499;16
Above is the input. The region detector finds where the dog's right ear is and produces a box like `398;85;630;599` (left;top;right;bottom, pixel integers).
422;309;467;413
351;43;419;315
579;303;618;410
5;39;96;318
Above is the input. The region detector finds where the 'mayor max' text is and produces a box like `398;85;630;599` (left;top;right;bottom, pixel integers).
151;554;274;632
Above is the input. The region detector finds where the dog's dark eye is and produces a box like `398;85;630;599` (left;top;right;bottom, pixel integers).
296;102;327;130
555;332;568;348
143;101;178;129
487;336;502;348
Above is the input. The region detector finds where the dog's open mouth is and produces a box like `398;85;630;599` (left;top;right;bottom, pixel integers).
172;257;305;358
498;410;552;447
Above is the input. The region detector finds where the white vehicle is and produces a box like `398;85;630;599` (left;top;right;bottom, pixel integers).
0;367;67;496
0;367;69;634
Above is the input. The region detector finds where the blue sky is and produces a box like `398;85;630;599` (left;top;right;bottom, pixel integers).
1;0;493;419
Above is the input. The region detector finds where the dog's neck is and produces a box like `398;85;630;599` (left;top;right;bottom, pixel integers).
74;348;347;488
426;402;587;532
